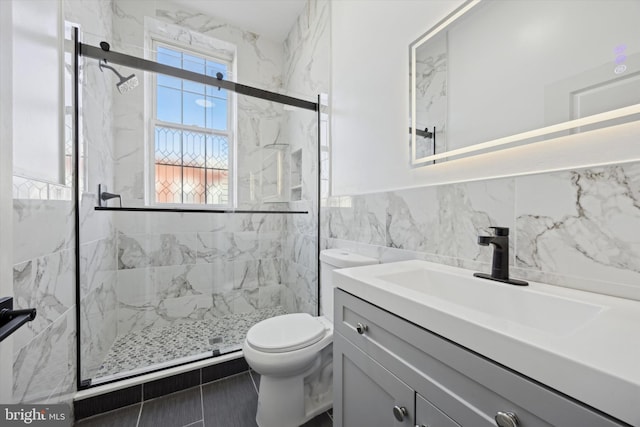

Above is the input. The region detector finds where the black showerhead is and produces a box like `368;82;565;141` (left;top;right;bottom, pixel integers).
98;59;139;94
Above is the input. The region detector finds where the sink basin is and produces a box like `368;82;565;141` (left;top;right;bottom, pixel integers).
376;268;604;335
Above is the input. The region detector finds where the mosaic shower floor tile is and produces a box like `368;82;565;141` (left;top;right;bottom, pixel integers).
94;306;287;379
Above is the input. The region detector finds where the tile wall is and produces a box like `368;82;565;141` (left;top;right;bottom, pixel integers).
323;162;640;301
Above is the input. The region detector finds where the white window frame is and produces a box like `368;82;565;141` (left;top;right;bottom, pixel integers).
146;37;237;208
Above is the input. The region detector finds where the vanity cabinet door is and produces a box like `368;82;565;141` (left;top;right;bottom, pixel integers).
415;393;460;427
334;331;414;427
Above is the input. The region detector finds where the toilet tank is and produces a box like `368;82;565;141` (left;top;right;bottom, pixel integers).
319;249;378;323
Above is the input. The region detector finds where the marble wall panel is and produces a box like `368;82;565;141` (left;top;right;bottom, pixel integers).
515;164;640;299
279;0;330;316
80;281;118;380
13;308;75;403
323;162;640;301
13;200;74;264
116;211;230;235
116;264;216;333
12;249;74;351
80;236;117;295
117;232;197;269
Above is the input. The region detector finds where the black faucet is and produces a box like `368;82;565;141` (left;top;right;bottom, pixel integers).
474;227;528;286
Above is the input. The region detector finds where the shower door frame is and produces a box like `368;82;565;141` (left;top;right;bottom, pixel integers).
73;33;322;390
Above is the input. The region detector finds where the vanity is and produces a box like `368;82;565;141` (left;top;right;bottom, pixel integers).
332;261;639;426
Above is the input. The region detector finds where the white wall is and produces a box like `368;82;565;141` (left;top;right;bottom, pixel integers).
0;0;15;405
12;0;63;184
330;0;640;195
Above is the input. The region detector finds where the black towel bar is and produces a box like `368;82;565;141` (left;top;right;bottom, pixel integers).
0;297;37;342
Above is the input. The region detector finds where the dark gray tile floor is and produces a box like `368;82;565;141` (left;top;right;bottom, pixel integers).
74;371;333;427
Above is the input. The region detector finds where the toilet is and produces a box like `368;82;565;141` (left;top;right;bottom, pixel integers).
242;249;379;427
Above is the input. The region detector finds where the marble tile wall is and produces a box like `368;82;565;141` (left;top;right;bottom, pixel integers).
323;162;640;301
68;0;118;382
280;0;330;315
9;0;116;404
12;200;76;404
114;212;286;334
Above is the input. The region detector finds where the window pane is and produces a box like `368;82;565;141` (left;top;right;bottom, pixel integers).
158;74;181;90
206;169;228;205
157;86;182;124
182;131;205;167
182;166;205;204
206;85;228;99
183;54;205;93
153;44;232;207
183;92;205;127
206;97;227;130
157;47;181;67
156;164;182;204
206;135;229;170
184;80;205;94
155;126;182;165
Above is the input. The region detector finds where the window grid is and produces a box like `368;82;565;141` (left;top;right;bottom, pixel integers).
153;43;231;206
154;124;229;205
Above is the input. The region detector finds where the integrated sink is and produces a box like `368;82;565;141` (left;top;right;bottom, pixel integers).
376;267;604;335
334;259;640;426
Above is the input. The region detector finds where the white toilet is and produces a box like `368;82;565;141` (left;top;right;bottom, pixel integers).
242;249;379;427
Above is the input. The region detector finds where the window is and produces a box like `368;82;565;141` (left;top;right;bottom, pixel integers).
153;44;233;206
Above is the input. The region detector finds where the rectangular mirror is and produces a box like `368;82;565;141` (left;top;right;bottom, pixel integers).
410;0;640;167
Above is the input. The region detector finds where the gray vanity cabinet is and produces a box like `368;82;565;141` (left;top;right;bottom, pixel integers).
333;289;626;427
334;335;414;426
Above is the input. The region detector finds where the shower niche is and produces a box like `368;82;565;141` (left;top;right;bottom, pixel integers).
73;6;323;388
290;149;303;201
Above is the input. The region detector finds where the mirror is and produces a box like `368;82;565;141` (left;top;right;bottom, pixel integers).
410;0;640;167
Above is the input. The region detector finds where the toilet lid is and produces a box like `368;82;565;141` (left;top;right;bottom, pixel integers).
247;313;327;353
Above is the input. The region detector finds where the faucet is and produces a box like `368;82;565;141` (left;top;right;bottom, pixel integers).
474;227;528;286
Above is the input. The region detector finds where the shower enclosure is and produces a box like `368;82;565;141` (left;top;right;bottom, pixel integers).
72;19;324;388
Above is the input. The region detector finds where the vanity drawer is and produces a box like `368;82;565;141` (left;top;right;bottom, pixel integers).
334;288;626;427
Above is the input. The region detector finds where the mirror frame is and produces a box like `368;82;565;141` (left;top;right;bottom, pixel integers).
409;0;640;167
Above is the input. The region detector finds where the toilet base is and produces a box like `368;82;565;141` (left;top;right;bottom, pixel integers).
255;345;333;427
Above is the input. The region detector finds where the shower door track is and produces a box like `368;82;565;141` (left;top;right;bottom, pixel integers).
79;43;319;112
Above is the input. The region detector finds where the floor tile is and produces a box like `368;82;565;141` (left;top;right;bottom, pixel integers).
202;373;258;427
73;404;140;427
138;387;202;427
144;369;200;400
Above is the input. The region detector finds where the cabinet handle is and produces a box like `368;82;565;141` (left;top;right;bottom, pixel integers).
356;322;368;334
495;411;519;427
393;405;408;422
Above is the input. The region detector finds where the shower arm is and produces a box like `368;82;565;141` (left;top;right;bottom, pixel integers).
98;60;127;80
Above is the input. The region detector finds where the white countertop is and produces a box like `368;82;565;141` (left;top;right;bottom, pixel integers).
334;260;640;426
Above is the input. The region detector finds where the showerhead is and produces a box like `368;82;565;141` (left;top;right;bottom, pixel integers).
98;59;139;94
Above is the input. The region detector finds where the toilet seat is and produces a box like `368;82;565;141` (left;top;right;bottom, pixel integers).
246;313;327;353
